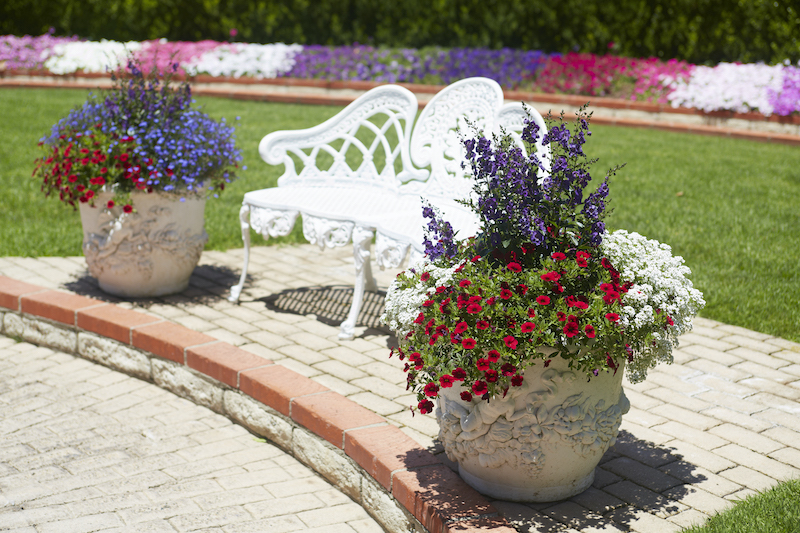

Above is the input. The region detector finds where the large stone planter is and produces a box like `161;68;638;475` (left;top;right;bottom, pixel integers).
435;353;629;502
79;191;208;297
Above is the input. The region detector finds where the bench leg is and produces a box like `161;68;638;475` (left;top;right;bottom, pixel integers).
339;226;375;340
228;204;251;303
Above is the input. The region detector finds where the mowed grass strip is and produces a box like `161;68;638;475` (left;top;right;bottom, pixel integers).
1;87;798;343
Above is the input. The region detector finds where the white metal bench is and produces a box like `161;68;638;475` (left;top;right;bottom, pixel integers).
229;77;549;339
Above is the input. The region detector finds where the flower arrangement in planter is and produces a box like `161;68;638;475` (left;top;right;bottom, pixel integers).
382;106;705;501
32;60;242;297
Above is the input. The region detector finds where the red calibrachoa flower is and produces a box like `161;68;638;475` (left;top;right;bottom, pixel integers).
551;252;566;261
476;358;490;371
484;369;499;382
507;262;522;272
576;250;591;267
418;399;434;414
454;321;468;334
605;312;620;322
476;320;490;329
486;349;501;362
585;324;597;338
504;335;518;349
501;363;517;376
564;321;580;338
439;374;455;388
460;391;473;402
472;380;488;395
452;367;467;380
420;272;430;282
466;303;483;314
462;338;477;349
500;288;513;300
459;279;472;287
536;295;551;305
541;271;561;282
521;321;536;333
511;375;524;386
424;382;440;397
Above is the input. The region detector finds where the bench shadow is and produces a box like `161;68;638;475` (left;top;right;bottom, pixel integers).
257;286;393;338
61;264;241;308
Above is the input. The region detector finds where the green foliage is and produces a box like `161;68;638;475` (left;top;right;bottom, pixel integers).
1;0;798;64
681;478;800;532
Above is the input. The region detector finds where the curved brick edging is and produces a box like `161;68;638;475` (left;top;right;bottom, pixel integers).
2;69;800;146
0;275;516;533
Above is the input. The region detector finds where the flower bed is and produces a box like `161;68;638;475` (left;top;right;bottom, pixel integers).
2;33;799;117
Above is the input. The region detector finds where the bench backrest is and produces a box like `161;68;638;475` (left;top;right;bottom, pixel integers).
258;77;549;200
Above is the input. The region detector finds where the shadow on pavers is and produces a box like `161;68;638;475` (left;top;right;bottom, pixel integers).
495;429;706;530
62;264;240;308
258;285;394;339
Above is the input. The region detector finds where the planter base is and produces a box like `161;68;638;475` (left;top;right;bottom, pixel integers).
459;463;595;503
80;192;208;298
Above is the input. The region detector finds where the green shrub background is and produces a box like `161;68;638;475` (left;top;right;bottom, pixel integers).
1;0;798;65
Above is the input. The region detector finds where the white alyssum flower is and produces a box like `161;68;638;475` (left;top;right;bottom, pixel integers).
601;229;705;383
668;62;785;115
382;260;458;338
184;43;303;79
43;40;142;75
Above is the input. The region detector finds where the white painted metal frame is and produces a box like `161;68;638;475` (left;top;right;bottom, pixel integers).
229;78;550;340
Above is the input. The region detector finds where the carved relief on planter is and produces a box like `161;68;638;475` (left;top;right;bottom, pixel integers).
435;354;629;502
80;192;208;297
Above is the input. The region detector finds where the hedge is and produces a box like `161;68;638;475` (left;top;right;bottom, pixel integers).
1;0;798;65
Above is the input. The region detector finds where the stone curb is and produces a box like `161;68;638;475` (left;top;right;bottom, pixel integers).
0;275;516;533
1;71;799;146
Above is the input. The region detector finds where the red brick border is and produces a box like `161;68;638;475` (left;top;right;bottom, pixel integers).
0;274;509;531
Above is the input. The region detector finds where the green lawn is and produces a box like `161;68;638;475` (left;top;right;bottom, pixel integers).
1;87;799;343
681;478;800;533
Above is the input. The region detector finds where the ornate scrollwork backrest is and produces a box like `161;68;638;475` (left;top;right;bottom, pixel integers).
259;85;423;192
402;78;504;200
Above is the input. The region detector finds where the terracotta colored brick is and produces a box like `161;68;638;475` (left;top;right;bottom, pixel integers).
0;276;46;311
21;290;103;326
77;304;162;344
291;392;386;449
239;365;328;417
392;465;497;533
186;342;273;387
445;516;517;533
132;321;217;364
344;425;441;489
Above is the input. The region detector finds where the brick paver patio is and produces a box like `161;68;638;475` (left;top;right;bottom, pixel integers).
1;244;799;532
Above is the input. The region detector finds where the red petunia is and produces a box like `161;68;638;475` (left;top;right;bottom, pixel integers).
466;303;483;314
511;375;524;387
527;308;536;318
521;321;536;333
541;271;561;282
486;349;501;362
462;338;477;349
424;382;440;397
504;335;518;349
484;369;499;383
486;297;497;306
476;358;490;371
605;312;620;323
472;380;488;395
436;286;446;294
428;334;439;346
536;295;551;305
584;324;596;338
106;200;115;209
500;289;513;300
422;300;434;307
418;399;434;414
576;250;591;267
507;262;522;273
476;320;490;330
564;321;580;338
454;321;468;334
517;284;528;295
557;311;567;321
601;257;614;270
551;252;566;261
452;367;467;381
501;363;517;376
439;374;455;388
414;312;425;324
459;279;472;288
460;391;473;402
420;272;430;282
603;291;621;304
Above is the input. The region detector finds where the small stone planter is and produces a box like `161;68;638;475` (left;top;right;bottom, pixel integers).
79;191;208;297
436;353;629;502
